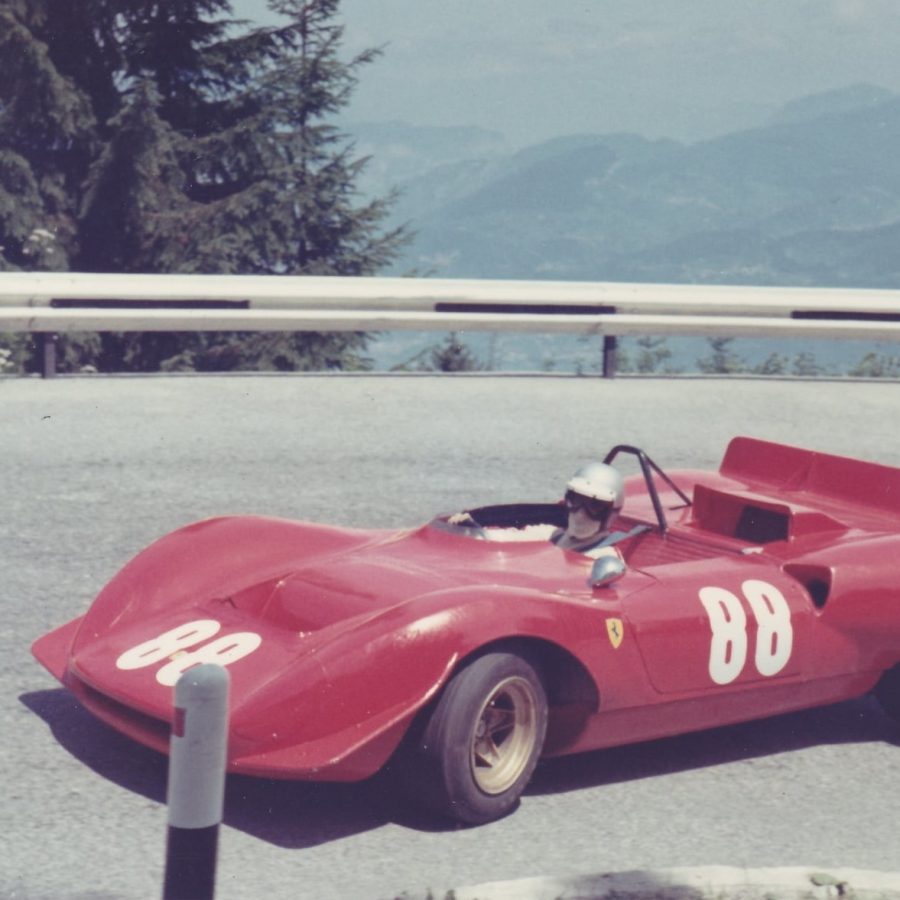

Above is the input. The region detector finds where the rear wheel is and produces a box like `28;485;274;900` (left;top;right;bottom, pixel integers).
412;652;548;825
875;664;900;721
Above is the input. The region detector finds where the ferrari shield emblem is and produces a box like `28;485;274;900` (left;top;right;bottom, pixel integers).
606;618;624;649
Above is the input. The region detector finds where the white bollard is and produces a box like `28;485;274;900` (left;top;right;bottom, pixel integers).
162;664;230;900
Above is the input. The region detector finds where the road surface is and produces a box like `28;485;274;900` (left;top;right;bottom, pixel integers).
2;374;898;899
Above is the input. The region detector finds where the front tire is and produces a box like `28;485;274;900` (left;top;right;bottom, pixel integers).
412;652;548;825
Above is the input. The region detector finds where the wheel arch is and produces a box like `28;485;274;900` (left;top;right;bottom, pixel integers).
450;635;600;755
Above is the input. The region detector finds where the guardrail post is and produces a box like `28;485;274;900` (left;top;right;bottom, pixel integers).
41;333;58;378
602;335;617;378
163;664;230;900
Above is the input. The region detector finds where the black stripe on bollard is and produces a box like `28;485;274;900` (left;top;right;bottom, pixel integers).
163;825;219;900
162;664;230;900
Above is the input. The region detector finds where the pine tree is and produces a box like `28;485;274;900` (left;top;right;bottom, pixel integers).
753;352;788;376
697;337;745;374
0;0;98;272
429;332;485;372
0;0;408;372
633;335;672;374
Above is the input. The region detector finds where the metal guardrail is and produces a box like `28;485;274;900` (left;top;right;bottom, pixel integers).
3;272;900;377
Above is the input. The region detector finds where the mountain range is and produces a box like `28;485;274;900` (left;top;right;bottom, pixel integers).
348;84;900;372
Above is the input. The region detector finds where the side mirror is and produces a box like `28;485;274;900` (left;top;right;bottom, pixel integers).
588;555;626;588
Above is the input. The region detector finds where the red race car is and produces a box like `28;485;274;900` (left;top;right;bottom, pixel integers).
32;437;900;825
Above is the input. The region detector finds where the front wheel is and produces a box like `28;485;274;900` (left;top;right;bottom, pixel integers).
411;652;548;825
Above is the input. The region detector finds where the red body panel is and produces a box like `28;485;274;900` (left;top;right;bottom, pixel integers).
31;437;900;781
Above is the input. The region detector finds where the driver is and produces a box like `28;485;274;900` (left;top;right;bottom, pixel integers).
551;461;625;558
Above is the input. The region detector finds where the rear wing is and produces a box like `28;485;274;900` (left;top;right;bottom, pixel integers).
719;437;900;521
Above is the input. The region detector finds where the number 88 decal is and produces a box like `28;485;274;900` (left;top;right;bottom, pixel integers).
116;619;262;686
699;579;793;685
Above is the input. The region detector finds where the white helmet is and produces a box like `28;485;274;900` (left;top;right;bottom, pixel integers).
565;462;624;527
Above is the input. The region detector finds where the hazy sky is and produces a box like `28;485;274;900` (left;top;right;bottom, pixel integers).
236;0;900;146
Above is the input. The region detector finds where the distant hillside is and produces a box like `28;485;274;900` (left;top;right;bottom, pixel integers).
370;83;900;289
348;121;509;203
354;85;900;373
768;83;895;126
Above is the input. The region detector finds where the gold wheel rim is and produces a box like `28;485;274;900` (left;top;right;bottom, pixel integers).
470;676;539;795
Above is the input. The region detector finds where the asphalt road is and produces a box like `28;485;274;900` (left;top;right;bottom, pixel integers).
2;374;899;900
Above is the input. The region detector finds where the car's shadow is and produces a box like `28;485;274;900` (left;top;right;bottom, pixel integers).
528;693;899;795
20;688;899;848
20;689;410;848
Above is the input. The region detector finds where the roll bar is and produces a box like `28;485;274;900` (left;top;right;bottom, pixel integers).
602;445;692;534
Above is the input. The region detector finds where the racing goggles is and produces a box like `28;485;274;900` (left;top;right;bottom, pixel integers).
565;490;613;521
